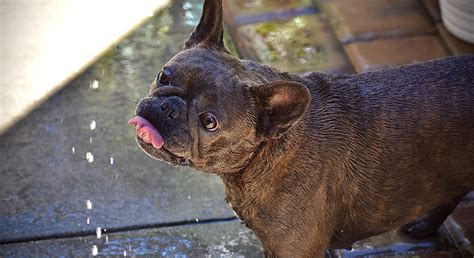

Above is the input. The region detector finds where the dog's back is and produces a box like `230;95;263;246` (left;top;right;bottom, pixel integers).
304;55;474;246
347;54;474;189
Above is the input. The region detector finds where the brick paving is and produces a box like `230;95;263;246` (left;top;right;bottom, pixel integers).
320;0;436;44
437;24;474;55
344;35;448;73
224;0;473;74
231;15;352;74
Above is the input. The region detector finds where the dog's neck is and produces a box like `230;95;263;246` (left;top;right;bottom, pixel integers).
218;69;351;227
218;72;318;225
218;129;304;223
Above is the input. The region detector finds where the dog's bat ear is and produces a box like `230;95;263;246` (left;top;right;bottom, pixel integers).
251;81;311;140
184;0;229;52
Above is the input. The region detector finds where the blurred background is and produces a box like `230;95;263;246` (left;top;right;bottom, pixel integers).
0;0;473;257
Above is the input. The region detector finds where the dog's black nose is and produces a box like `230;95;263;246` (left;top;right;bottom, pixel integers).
160;98;181;119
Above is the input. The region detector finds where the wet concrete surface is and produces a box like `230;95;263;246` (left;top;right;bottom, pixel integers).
0;0;237;245
0;221;264;257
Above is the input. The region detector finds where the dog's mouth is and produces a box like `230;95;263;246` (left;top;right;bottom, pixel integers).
128;116;192;167
128;116;164;148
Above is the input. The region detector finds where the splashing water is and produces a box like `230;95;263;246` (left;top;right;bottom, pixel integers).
86;152;94;163
90;120;96;130
96;227;102;239
90;80;99;89
92;245;98;256
86;200;93;210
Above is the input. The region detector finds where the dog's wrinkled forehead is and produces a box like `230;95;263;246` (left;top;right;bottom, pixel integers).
164;48;243;93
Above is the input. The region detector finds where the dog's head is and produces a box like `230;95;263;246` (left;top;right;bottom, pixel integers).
129;0;311;173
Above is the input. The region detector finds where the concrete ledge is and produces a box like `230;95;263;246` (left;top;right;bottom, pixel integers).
0;0;169;134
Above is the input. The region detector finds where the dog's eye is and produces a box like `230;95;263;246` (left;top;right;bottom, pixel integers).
157;68;172;85
199;112;219;132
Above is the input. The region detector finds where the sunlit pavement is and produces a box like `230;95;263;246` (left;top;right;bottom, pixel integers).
1;0;473;257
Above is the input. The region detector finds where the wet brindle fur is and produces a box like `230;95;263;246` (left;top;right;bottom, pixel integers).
132;1;474;257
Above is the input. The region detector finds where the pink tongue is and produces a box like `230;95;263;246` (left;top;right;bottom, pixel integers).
128;116;164;149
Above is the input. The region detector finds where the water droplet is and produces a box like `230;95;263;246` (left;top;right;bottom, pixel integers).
86;200;93;210
92;245;98;256
86;152;94;163
87;217;90;224
72;147;75;154
96;227;102;239
183;2;192;10
105;235;109;242
115;174;119;180
188;195;191;199
195;218;199;222
90;120;96;130
89;137;93;143
124;250;127;256
110;157;114;165
90;80;99;89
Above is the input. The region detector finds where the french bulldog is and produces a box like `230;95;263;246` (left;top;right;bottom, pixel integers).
128;0;474;257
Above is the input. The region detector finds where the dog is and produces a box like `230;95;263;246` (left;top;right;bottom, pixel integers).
128;0;474;256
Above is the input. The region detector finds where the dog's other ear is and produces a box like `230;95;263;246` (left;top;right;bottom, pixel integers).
184;0;228;52
251;81;311;140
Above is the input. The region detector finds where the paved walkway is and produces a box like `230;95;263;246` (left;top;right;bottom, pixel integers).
1;0;473;257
